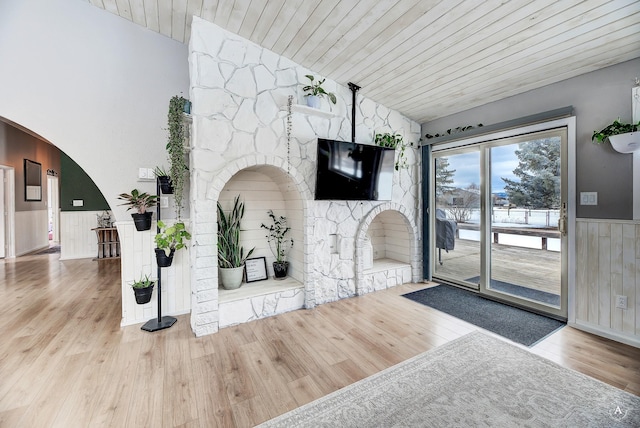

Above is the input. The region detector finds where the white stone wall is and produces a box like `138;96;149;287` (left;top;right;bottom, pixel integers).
188;18;422;336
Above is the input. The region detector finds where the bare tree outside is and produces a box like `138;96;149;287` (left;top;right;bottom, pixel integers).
446;184;480;223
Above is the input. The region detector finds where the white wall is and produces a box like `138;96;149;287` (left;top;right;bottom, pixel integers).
575;219;640;347
59;211;103;260
0;0;190;223
188;18;422;336
15;211;48;256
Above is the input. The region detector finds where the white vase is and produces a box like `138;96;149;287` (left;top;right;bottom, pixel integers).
219;266;244;290
306;95;321;109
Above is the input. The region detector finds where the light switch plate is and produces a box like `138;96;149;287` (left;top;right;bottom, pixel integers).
72;199;84;207
580;192;598;205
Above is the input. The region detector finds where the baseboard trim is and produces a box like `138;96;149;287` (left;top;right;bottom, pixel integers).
569;321;640;349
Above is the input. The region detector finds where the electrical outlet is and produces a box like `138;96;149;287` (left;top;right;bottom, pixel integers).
160;196;169;208
580;192;598;205
615;295;627;310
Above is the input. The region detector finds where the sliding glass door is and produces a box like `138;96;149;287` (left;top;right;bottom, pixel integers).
433;148;481;289
431;128;568;319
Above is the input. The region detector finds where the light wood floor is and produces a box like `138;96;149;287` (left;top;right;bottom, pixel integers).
1;252;638;427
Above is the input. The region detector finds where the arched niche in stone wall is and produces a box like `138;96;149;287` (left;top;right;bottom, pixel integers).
354;203;420;296
216;165;306;283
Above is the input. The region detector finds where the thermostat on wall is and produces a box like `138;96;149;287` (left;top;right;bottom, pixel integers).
72;199;84;207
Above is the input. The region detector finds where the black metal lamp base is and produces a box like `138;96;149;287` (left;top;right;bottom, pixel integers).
141;316;177;332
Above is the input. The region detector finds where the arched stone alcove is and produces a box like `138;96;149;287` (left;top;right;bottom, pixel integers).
190;154;314;336
354;202;421;295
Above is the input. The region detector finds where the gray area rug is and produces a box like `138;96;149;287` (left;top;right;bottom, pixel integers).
258;332;639;427
403;284;564;346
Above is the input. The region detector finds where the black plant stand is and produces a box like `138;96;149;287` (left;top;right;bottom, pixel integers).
142;178;177;332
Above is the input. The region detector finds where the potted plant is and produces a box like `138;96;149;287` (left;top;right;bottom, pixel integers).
592;118;640;153
118;189;158;231
217;195;255;290
167;95;189;219
302;74;337;109
131;274;155;304
154;220;191;267
153;165;173;194
260;210;293;279
375;132;412;171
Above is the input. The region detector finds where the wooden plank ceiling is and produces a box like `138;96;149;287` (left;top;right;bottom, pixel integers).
87;0;640;124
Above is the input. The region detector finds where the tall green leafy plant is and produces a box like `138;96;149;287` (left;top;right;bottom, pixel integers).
260;210;293;263
217;195;255;268
167;95;189;219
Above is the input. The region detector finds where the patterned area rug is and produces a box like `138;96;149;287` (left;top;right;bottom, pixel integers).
258;332;640;427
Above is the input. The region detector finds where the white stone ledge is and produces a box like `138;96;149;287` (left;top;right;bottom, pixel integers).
363;258;411;275
219;276;303;303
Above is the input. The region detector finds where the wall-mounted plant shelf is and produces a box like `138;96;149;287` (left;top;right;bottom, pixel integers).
608;132;640;153
280;104;337;119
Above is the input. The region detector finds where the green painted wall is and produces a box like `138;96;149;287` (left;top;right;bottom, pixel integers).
60;152;110;211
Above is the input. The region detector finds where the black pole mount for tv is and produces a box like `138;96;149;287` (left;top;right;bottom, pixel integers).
348;82;361;143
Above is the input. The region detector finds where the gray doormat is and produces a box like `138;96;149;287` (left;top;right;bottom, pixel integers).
465;276;561;306
403;284;565;346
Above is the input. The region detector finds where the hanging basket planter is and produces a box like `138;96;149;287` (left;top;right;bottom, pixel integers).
155;248;175;267
158;176;174;194
133;284;154;304
131;212;153;231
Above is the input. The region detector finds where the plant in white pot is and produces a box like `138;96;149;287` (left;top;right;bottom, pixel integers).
302;74;336;109
118;189;158;231
592;118;640;153
260;210;293;279
217;195;255;290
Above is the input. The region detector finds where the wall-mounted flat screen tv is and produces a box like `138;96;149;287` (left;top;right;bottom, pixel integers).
315;138;394;201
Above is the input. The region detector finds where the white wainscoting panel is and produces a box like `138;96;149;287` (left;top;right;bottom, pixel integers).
16;210;48;256
59;211;103;260
575;219;640;346
117;220;192;327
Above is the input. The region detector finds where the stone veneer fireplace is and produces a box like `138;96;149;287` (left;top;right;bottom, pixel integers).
183;18;422;336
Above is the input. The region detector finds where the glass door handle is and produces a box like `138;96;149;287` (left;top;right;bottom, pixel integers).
558;202;567;236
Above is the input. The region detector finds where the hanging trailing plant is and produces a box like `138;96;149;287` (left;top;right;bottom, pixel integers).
167;95;189;219
374;132;412;171
287;95;293;174
424;124;483;139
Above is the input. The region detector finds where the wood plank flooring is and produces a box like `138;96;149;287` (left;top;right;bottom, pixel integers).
0;252;638;427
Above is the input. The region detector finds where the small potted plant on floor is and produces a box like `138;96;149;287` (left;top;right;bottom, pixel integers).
260;210;293;279
118;189;158;231
217;195;255;290
154;220;191;267
592;118;640;153
303;74;337;109
131;274;155;304
153;166;173;194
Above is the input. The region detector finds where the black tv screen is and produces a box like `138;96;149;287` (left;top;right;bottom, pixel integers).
315;138;394;200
